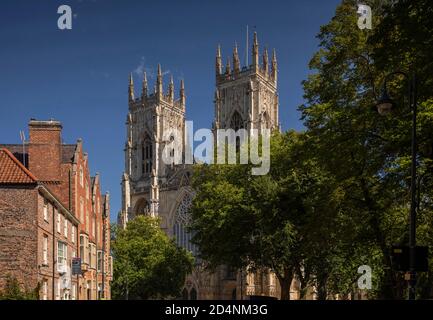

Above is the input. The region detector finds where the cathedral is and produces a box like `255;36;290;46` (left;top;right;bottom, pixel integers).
119;33;302;300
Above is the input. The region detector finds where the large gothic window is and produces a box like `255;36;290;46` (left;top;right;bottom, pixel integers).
230;111;244;131
173;193;198;257
142;139;153;175
135;199;150;216
230;111;244;152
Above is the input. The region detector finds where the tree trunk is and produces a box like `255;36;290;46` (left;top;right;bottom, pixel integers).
279;278;291;300
277;268;294;300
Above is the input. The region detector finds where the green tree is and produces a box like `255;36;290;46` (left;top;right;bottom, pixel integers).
190;132;337;300
300;0;433;299
111;216;194;300
0;275;39;300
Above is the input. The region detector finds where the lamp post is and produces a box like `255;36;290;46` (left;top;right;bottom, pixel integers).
376;71;417;300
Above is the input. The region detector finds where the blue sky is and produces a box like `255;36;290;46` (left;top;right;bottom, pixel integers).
0;0;341;222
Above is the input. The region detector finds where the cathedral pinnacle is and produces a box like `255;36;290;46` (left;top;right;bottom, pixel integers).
216;45;222;76
128;73;135;101
169;75;174;101
263;47;269;74
252;32;259;68
157;64;163;96
272;48;277;82
233;42;240;74
180;79;185;106
225;57;231;77
142;71;148;98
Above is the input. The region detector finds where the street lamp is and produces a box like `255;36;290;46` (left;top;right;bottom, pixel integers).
375;71;417;300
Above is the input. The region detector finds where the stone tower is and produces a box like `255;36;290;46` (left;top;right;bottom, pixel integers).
213;32;279;135
119;65;186;227
212;33;282;300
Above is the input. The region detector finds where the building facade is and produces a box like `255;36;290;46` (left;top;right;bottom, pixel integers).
0;120;112;299
120;33;307;299
0;148;79;300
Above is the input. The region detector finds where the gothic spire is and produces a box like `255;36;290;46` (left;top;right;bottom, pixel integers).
272;48;277;82
252;32;259;68
216;45;222;76
263;47;269;74
180;79;185;106
225;57;231;77
142;71;148;98
128;73;135;101
157;64;163;95
169;75;174;101
233;42;240;74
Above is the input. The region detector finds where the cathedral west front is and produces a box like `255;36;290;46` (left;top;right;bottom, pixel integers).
118;33;304;300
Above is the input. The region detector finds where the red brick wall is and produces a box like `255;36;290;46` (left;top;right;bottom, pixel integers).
0;187;39;292
36;191;78;299
28;121;62;183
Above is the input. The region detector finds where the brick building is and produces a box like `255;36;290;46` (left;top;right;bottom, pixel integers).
0;119;112;300
0;148;79;299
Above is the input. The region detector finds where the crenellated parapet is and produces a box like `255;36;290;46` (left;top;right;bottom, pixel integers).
215;32;277;87
128;64;185;111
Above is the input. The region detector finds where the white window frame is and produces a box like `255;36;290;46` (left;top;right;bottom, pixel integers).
43;200;49;222
56;211;61;233
80;235;86;263
42;280;48;300
72;226;76;243
57;241;67;272
43;235;48;265
64;217;68;238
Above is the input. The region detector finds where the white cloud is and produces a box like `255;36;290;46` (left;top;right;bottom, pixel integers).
133;56;171;81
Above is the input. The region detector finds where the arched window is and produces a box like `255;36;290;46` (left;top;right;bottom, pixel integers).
135;199;150;216
230;111;244;151
142;138;153;175
173;193;198;257
230;111;244;131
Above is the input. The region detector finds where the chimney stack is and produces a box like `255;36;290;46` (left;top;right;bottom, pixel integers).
28;119;63;182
